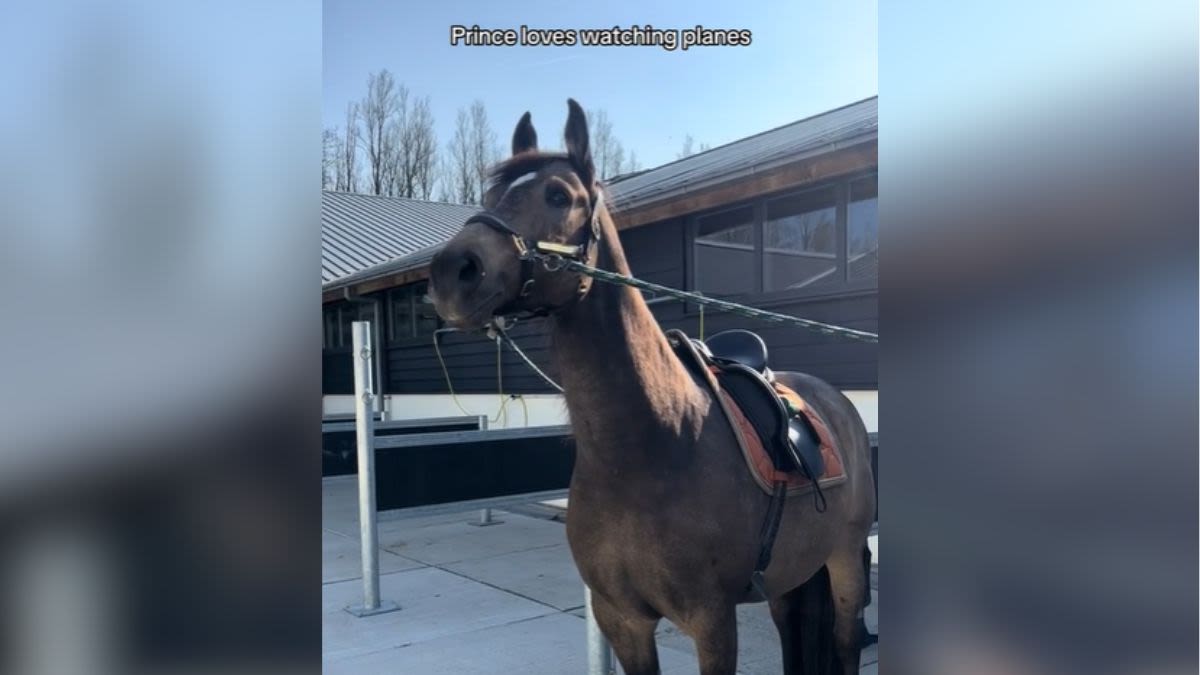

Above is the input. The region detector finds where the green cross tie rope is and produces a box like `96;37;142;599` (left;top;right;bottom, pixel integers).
527;252;880;344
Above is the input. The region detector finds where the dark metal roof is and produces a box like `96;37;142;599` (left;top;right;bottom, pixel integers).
605;96;877;212
323;239;445;292
322;190;476;285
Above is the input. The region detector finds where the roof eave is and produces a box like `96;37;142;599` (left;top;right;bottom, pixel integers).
611;134;877;230
321;123;878;301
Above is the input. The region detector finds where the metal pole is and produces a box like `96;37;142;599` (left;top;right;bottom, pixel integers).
346;321;399;617
468;506;502;527
586;586;615;675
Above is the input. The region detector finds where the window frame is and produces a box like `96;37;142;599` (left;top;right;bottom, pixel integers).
686;170;877;308
323;301;383;352
761;183;843;295
386;281;442;346
845;174;879;284
323;305;346;351
691;202;760;297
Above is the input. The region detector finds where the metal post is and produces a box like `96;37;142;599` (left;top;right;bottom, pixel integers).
468;506;502;527
586;586;615;675
346;321;399;618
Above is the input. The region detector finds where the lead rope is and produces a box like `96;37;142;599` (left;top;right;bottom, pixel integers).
489;321;565;394
523;252;879;343
433;327;528;424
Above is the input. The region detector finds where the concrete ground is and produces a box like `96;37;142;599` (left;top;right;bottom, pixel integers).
324;476;879;674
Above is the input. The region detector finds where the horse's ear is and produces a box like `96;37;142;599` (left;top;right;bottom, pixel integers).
564;99;594;184
512;111;538;155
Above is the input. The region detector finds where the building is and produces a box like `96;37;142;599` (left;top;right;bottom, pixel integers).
322;96;878;435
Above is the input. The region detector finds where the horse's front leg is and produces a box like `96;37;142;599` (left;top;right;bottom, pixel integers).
685;604;739;675
589;590;662;675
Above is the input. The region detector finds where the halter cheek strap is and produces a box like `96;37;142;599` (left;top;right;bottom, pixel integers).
462;192;604;319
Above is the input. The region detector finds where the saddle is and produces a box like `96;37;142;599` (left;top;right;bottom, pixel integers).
669;327;847;599
684;329;825;483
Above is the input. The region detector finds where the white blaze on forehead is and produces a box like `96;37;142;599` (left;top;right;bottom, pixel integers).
500;171;538;200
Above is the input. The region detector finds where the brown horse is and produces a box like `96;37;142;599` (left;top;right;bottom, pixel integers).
429;100;875;675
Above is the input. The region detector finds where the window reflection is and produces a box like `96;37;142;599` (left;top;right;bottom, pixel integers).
694;206;756;296
764;187;838;291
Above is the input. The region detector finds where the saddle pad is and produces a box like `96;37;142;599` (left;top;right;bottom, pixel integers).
667;329;846;497
715;381;847;496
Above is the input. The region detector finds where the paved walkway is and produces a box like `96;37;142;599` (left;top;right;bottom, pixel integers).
324;476;879;673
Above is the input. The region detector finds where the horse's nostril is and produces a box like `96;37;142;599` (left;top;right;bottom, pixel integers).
458;256;480;284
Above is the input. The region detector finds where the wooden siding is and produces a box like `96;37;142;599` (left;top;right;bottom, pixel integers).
323;349;354;394
323;214;876;395
385;317;560;394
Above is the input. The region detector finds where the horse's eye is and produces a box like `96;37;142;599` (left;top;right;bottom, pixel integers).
546;187;569;208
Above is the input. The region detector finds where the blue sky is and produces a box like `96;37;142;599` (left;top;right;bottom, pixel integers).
324;0;876;171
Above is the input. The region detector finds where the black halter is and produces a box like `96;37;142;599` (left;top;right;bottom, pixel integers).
461;191;604;320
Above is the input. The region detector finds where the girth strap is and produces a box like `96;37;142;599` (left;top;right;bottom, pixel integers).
749;480;788;598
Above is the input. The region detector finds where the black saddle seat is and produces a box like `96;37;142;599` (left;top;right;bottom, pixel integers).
706;329;769;374
676;329;822;481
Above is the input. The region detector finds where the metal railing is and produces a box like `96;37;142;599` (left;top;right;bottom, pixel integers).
340;321;612;663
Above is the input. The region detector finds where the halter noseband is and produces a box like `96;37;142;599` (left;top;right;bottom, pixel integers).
461;191;604;320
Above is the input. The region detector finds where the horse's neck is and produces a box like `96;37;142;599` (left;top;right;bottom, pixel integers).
551;210;707;465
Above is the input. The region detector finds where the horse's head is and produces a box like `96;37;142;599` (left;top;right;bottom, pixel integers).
430;99;602;330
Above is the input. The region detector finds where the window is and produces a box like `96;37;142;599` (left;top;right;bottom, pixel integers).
322;302;375;350
389;289;413;341
694;206;756;296
413;282;439;336
764;187;838;291
847;175;878;282
690;172;877;298
339;306;355;347
388;281;440;342
323;306;340;349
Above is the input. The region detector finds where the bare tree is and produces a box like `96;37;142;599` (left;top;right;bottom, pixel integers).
412;98;439;199
587;108;635;180
677;134;712;159
446;108;477;204
435;159;456;203
338;102;359;192
359;70;404;195
468;100;499;203
332;70;446;196
395;96;437;199
678;134;695;159
625;150;642;174
322;128;339;190
611;141;626;179
589;109;615;179
383;85;410;197
441;101;500;205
